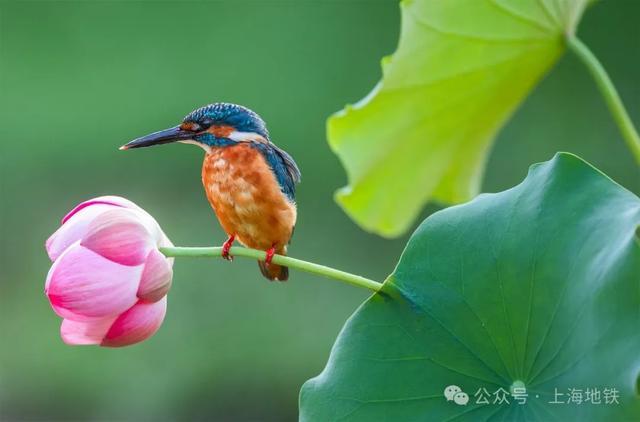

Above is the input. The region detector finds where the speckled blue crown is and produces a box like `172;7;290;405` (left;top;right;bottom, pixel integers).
183;103;270;140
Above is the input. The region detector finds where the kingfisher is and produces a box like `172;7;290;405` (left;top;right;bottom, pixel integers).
120;103;301;281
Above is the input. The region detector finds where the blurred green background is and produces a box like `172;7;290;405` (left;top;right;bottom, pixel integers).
0;1;638;421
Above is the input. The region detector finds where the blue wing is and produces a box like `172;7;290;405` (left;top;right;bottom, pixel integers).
250;142;301;201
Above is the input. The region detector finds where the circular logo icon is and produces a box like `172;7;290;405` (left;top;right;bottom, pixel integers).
444;385;462;401
453;391;469;406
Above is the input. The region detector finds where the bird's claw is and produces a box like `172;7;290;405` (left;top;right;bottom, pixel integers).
265;245;276;266
222;235;235;261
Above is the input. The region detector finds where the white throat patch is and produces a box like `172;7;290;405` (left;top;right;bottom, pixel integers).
179;139;211;153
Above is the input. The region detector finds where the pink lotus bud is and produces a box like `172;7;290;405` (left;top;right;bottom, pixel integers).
45;196;173;347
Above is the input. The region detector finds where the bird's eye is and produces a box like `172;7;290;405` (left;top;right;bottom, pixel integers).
180;122;202;132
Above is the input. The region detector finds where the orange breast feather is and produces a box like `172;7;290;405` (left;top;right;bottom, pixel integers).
201;143;297;252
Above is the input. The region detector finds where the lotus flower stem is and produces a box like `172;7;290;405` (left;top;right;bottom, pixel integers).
567;35;640;164
159;246;383;292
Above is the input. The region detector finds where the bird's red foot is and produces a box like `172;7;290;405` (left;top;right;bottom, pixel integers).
222;235;236;261
265;244;276;266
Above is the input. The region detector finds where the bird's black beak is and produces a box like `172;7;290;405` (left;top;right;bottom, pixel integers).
120;126;194;150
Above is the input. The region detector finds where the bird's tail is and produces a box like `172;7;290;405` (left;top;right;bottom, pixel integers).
258;247;288;281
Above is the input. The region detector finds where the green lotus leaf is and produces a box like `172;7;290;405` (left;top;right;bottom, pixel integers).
330;0;591;237
301;153;640;421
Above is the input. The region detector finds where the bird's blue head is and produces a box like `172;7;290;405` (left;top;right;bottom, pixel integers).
121;103;270;151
